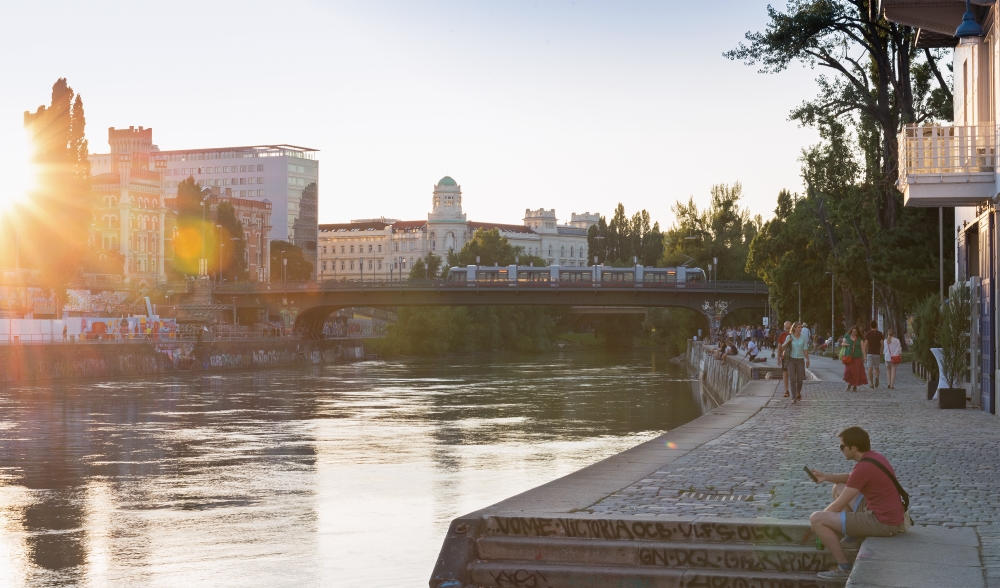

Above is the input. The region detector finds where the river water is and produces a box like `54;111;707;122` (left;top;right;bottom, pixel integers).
0;348;704;587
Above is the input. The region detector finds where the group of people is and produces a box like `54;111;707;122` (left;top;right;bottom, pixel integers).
838;321;903;391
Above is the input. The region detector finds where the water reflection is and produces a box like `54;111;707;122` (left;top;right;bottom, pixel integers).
0;348;701;587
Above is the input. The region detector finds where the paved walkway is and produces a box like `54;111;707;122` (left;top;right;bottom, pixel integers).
587;354;1000;586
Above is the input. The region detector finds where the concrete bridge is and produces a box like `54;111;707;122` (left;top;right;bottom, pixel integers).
187;280;769;338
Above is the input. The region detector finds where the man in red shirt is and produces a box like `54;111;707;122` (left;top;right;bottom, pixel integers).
808;426;907;580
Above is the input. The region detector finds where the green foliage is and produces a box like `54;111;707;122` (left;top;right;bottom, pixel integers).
217;201;249;281
645;308;708;357
380;305;562;356
409;252;443;280
912;294;941;380
662;183;760;280
446;228;545;268
269;240;313;282
729;3;955;334
939;284;971;389
587;203;663;267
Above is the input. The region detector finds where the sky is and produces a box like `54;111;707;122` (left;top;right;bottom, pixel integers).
0;0;824;228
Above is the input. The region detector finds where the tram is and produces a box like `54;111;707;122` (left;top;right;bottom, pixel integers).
445;265;706;287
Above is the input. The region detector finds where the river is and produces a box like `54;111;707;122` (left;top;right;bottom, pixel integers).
0;348;704;587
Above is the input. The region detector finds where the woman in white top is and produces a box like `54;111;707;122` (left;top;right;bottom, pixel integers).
883;328;903;389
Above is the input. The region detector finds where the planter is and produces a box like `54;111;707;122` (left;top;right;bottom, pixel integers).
937;387;966;409
927;380;936;400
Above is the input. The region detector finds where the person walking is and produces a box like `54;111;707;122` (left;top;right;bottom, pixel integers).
883;329;902;389
842;325;868;391
864;320;884;388
801;323;812;350
776;321;792;397
782;322;810;403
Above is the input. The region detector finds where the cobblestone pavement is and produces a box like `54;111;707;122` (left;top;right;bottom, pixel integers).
589;357;1000;586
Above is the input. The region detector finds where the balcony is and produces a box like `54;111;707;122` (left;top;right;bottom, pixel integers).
898;124;997;207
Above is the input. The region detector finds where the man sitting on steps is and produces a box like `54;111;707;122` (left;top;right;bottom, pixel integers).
808;426;909;581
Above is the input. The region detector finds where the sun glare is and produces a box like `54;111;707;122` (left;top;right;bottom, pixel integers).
1;132;38;214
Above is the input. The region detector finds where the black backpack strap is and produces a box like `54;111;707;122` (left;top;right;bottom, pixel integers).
861;457;910;511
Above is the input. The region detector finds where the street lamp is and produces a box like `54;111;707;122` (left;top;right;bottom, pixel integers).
359;256;364;283
794;281;802;322
825;271;835;340
216;224;224;284
956;0;985;44
283;257;288;284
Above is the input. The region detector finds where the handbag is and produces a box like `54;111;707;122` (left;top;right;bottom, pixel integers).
860;457;913;532
840;341;853;365
891;355;902;364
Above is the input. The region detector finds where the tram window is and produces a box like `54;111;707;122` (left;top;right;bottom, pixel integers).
602;272;634;283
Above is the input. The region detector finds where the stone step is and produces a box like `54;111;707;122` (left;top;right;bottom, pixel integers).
483;516;815;546
477;536;850;572
469;560;848;588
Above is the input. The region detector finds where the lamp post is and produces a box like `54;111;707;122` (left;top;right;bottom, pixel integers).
794;281;802;322
216;224;224;284
231;296;237;326
280;251;286;284
826;271;834;340
359;257;364;283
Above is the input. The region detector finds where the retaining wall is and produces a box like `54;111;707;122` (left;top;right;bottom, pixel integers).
0;339;365;383
686;340;781;406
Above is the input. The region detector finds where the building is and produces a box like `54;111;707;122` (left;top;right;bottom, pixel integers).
90;141;319;274
317;176;599;280
883;1;997;415
203;187;273;282
89;126;170;283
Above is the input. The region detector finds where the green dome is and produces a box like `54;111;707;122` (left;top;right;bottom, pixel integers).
437;176;457;187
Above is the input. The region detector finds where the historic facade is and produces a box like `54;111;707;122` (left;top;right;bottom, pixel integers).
90;126;169;283
317;176;599;280
203;187;273;282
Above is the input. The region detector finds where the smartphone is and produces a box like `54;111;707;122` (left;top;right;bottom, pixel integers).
804;466;819;482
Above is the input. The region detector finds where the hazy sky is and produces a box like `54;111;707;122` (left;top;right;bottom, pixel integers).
0;1;825;228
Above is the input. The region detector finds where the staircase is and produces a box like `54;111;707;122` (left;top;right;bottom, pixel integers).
432;515;856;588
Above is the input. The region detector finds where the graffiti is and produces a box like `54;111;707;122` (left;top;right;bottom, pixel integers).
209;353;245;368
639;547;827;572
489;569;550;588
253;350;281;365
487;518;796;544
682;575;824;588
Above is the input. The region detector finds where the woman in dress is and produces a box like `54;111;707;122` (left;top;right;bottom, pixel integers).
883;328;903;389
782;322;810;403
843;325;868;391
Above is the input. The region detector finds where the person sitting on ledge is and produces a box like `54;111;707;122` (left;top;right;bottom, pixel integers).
808;426;909;581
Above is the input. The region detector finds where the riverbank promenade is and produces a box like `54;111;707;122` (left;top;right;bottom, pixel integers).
433;353;1000;587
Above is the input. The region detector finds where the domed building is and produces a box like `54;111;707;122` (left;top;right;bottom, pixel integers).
316;176;598;280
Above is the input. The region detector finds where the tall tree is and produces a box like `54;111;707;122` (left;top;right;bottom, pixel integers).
587;204;663;267
19;78;91;285
269;240;313;282
217;201;249;281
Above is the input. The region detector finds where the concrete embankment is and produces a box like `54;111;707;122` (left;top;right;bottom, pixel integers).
429;342;816;588
0;338;365;383
687;340;783;408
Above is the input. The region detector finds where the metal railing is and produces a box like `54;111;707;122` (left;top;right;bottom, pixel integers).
898;124;996;188
214;278;768;294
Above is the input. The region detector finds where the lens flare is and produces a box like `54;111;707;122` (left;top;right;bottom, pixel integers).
666;441;677;449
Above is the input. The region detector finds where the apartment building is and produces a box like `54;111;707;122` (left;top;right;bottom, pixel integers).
317;176;599;281
884;0;998;415
90;139;319;274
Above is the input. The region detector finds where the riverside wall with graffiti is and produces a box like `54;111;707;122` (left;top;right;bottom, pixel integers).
0;339;366;383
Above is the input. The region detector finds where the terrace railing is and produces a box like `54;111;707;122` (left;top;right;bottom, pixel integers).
898;124;996;190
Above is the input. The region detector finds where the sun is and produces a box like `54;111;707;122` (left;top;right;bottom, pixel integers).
0;131;38;214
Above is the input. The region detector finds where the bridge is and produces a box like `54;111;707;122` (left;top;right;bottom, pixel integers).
186;280;769;338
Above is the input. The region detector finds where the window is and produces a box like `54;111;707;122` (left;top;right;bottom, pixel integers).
257;177;264;184
257;164;264;171
377;260;382;270
350;245;354;253
341;246;345;253
377;244;382;252
350;261;354;270
240;165;247;172
248;177;255;184
257;190;264;196
368;260;373;270
340;261;345;270
322;261;327;271
394;243;398;251
368;244;373;253
239;178;246;185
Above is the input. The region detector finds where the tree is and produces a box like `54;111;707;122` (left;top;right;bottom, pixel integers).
587;204;663;267
447;228;544;267
270;240;313;282
217;201;249;281
409;251;443;280
170;176;208;276
939;283;971;389
662;183;759;280
18;78;91;285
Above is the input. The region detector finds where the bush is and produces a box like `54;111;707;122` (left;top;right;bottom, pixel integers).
939;283;971;389
912;294;941;380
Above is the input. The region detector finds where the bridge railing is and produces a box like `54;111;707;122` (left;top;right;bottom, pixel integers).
213;279;769;294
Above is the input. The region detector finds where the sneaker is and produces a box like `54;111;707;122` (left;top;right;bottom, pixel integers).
817;566;852;580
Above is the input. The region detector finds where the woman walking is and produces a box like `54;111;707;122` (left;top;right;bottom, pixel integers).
783;322;810;403
842;325;868;391
883;328;902;389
